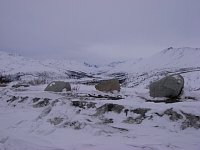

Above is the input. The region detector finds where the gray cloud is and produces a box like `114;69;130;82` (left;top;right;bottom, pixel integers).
0;0;200;64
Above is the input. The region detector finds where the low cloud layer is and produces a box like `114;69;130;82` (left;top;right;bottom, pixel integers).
0;0;200;64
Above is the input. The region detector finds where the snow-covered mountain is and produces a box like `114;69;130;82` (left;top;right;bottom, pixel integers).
103;47;200;73
1;47;199;79
0;51;98;74
102;47;200;91
0;47;200;150
0;47;200;91
0;51;99;83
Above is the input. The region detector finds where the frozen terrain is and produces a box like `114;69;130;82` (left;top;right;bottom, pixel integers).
0;47;200;150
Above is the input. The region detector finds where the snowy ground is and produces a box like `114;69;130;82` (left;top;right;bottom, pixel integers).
0;83;200;150
0;47;200;150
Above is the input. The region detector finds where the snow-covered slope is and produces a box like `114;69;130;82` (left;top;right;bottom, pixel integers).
0;51;98;74
1;47;200;89
0;51;99;82
0;48;200;150
101;47;200;90
0;52;56;74
105;47;200;73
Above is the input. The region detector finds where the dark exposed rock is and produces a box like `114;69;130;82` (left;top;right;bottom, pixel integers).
108;72;127;84
155;108;183;121
95;103;124;116
71;101;96;109
32;97;40;103
164;108;183;121
139;95;181;104
149;74;184;98
123;108;151;124
181;112;200;130
48;117;64;125
0;84;8;87
102;118;114;124
67;70;93;79
45;81;71;92
6;96;28;104
95;79;120;93
61;121;86;130
33;98;50;108
88;94;123;100
184;96;197;100
154;109;200;130
0;75;11;84
18;96;29;103
123;117;144;124
131;108;151;117
145;98;181;104
124;109;129;116
7;96;18;103
12;84;30;88
110;126;128;132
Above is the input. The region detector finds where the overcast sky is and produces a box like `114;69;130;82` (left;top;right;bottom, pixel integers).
0;0;200;64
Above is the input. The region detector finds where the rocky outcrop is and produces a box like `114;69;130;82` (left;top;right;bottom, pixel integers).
94;103;124;116
95;79;120;93
33;98;50;108
71;101;96;109
123;108;151;124
181;112;200;130
48;117;64;125
88;94;123;100
149;74;184;98
44;81;71;92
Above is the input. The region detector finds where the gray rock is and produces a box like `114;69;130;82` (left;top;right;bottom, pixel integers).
61;121;86;130
123;108;151;124
48;117;64;125
12;84;30;88
95;79;120;93
149;74;184;98
33;98;50;108
44;81;71;92
94;103;124;116
32;97;40;103
7;96;19;103
123;117;144;124
131;108;151;117
71;101;96;109
0;75;11;84
164;108;183;121
181;112;200;130
102;118;114;124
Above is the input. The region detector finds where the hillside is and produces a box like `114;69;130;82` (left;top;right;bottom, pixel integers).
0;51;99;83
0;48;200;150
105;47;200;73
101;47;200;92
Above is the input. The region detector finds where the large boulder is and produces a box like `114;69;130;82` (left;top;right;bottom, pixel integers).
44;81;71;92
95;79;120;93
149;74;184;98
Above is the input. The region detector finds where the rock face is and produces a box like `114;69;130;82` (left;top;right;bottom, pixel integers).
95;79;120;92
149;74;184;98
44;81;71;92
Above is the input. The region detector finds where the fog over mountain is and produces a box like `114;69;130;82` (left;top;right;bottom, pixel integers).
0;0;200;64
